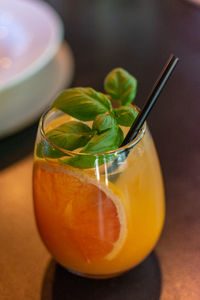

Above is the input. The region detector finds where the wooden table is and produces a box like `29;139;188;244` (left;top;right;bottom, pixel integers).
1;0;200;299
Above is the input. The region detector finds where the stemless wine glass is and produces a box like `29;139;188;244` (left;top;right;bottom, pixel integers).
33;108;165;279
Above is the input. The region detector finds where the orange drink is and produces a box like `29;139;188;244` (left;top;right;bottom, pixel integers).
33;108;165;278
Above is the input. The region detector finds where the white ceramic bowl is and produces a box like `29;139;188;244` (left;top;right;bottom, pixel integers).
0;42;74;138
0;0;64;92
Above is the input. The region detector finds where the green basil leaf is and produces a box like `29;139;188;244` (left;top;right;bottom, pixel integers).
117;127;124;146
104;68;137;105
36;121;92;158
81;126;121;154
60;153;115;169
61;155;97;169
114;106;138;126
46;121;92;151
51;88;112;121
36;140;65;158
92;113;117;133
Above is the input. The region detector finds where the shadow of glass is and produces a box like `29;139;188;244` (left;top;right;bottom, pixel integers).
41;252;162;300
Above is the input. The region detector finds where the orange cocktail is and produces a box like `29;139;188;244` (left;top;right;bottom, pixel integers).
33;109;165;278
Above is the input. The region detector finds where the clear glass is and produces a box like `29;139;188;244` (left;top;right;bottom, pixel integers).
32;108;165;279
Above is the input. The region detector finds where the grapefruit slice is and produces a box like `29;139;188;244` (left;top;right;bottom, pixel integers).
33;160;127;262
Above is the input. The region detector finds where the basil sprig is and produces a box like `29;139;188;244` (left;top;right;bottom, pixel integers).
104;68;137;105
114;106;138;126
92;114;117;133
36;121;92;158
37;68;138;168
82;126;123;154
52;88;111;121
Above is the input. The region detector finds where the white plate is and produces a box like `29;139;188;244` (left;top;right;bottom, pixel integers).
0;42;74;138
0;0;63;91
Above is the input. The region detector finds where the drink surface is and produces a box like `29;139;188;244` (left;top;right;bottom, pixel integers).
33;112;165;277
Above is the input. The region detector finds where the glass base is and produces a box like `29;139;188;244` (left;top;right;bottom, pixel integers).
68;268;125;279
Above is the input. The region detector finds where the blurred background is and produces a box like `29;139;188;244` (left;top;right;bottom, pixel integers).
0;0;200;299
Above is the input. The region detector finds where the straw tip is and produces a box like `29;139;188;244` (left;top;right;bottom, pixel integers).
170;54;179;62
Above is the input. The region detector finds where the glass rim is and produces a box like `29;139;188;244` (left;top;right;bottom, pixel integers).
39;107;146;157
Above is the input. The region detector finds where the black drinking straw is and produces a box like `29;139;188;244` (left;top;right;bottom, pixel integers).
120;54;179;147
108;55;179;176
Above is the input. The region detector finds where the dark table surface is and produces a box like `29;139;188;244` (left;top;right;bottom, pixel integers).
0;0;200;299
